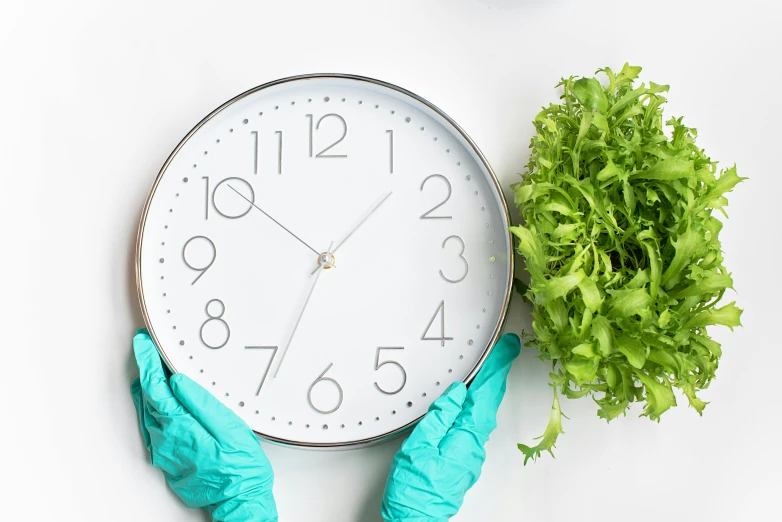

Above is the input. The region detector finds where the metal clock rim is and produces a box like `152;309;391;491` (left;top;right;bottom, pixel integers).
135;73;515;450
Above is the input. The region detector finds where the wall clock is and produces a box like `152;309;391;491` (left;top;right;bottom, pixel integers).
136;74;513;448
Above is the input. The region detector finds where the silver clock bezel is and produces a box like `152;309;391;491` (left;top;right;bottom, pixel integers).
135;73;514;449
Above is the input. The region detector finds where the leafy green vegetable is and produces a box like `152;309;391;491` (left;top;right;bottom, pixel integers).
510;64;744;464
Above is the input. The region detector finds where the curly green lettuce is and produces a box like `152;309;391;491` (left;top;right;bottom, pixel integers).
511;64;744;464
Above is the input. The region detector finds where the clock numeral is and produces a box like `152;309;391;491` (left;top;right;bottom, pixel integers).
251;131;259;174
200;299;230;349
420;174;453;219
307;363;344;414
306;113;348;158
422;300;453;347
202;176;210;219
250;131;282;175
439;235;469;283
374;347;406;395
245;346;278;395
182;236;216;284
275;130;283;174
202;176;255;220
386;129;394;173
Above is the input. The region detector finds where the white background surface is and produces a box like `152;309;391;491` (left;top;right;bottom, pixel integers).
0;0;779;520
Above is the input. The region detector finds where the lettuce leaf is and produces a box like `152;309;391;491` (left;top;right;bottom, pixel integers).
512;64;745;463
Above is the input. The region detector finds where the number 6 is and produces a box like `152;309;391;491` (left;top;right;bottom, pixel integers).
307;363;344;414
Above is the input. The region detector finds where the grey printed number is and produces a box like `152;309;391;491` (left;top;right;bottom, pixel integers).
251;131;259;174
420;174;452;219
245;346;278;395
306;113;348;158
422;301;453;347
251;131;282;175
307;363;344;414
386;129;394;173
374;347;406;395
182;236;216;284
439;235;468;283
275;131;282;174
200;299;230;349
201;176;255;219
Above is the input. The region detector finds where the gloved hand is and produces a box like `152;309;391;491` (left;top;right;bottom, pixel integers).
381;333;520;522
131;329;277;522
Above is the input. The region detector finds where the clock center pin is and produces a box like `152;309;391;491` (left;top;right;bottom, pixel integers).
318;252;336;269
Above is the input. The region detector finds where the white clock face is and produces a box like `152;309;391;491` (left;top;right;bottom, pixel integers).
137;75;512;447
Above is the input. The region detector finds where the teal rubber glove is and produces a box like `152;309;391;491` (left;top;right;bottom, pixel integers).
130;329;278;522
381;333;520;522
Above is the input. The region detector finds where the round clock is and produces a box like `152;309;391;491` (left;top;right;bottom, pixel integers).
136;74;513;448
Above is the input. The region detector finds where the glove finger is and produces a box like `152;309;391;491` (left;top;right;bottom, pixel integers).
462;333;520;433
454;334;521;432
441;334;520;446
131;378;153;454
142;404;167;466
437;334;519;478
169;373;255;447
404;381;466;449
132;330;184;416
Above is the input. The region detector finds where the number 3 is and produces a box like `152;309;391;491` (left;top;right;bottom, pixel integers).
439;235;468;283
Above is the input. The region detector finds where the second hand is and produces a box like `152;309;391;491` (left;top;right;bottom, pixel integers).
228;184;320;257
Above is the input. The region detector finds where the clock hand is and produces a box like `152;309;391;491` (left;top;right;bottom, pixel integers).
307;191;393;275
228;184;320;257
332;191;393;255
274;241;334;378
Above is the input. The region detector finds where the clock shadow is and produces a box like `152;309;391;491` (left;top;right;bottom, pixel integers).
355;437;403;522
123;199;147;382
122;190;205;517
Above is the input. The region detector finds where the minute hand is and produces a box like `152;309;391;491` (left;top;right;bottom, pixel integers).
274;241;333;378
331;191;393;255
228;184;320;257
